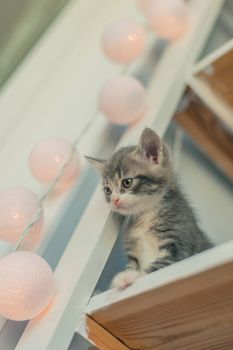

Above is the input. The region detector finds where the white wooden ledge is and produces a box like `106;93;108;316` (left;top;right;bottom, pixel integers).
86;241;233;314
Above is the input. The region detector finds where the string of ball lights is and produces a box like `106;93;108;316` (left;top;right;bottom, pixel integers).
13;109;100;252
0;0;189;323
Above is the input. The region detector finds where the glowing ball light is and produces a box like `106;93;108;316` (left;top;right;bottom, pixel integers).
102;19;146;64
147;0;189;40
99;76;147;125
0;187;43;249
29;138;80;191
0;251;55;321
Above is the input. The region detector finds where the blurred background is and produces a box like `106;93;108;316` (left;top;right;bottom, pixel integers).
0;0;233;88
0;0;70;88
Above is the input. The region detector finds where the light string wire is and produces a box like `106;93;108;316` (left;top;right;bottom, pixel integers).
12;109;98;251
12;64;131;251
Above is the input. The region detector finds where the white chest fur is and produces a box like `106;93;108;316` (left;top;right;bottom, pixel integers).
127;212;161;271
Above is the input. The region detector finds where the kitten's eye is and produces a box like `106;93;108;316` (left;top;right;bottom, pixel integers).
104;186;112;196
122;178;133;189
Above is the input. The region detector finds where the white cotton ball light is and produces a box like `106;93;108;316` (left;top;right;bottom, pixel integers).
99;75;147;125
0;251;55;321
102;19;146;64
147;0;189;40
0;187;43;249
29;138;80;191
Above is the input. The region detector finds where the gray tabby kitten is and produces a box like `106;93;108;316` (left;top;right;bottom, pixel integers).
86;128;212;289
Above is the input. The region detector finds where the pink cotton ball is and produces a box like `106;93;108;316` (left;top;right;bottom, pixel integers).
0;187;43;249
29;138;80;191
147;0;189;40
99;76;147;125
102;19;146;64
0;251;55;321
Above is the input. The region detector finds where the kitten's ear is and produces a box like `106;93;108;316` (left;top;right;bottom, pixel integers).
139;128;162;164
85;156;106;173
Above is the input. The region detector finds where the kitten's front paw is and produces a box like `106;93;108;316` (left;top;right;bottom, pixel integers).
111;270;140;290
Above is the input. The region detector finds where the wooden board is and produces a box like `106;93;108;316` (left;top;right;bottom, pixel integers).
198;48;233;107
175;88;233;180
177;41;233;181
88;259;233;350
86;316;130;350
189;42;233;133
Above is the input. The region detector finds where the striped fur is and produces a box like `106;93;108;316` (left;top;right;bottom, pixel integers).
86;128;212;287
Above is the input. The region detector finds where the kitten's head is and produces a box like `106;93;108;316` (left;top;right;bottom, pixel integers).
86;128;172;215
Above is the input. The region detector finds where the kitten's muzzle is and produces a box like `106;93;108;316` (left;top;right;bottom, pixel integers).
112;197;120;208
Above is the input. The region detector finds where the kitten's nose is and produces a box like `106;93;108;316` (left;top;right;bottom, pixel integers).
113;197;120;207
